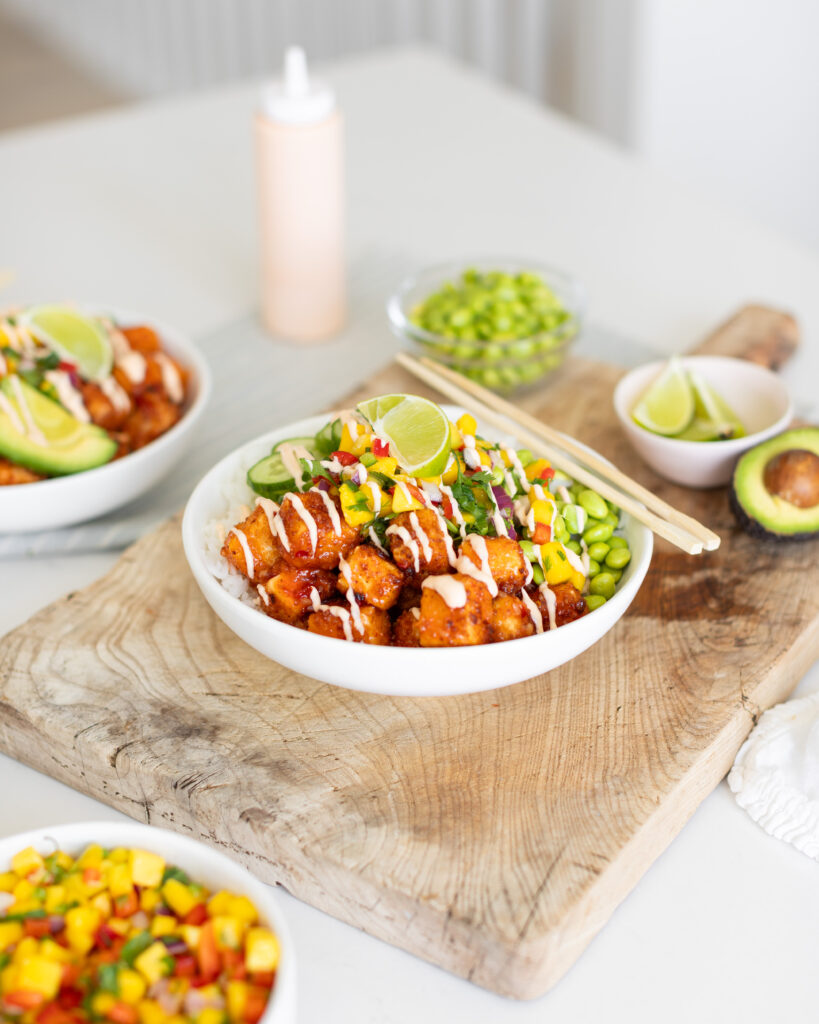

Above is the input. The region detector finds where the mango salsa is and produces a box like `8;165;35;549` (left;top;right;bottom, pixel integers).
0;844;280;1024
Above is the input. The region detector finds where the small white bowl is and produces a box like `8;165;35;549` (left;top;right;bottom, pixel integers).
0;307;212;533
181;407;653;697
613;356;792;488
0;820;296;1024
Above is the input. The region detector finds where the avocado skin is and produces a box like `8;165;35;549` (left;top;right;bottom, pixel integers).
729;427;819;541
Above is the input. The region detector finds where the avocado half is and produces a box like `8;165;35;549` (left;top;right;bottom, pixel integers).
730;427;819;541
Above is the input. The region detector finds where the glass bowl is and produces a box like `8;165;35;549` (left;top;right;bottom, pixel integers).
387;258;584;395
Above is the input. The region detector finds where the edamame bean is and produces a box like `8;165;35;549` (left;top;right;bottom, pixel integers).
607;536;628;550
590;572;616;599
605;547;631;570
583;522;614;544
606;500;620;515
610;569;623;583
531;563;545;585
587;541;610;563
562;503;586;535
577;489;608;520
553;516;569;542
602;511;619;528
519;539;537;561
516;449;534;467
585;594;607;612
587;558;601;577
565;540;582;555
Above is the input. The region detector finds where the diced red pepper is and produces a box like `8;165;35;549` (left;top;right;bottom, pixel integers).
242;987;269;1024
532;523;551;544
540;467;555;481
249;972;275;988
6;991;46;1010
222;949;246;980
57;361;77;373
24;917;52;938
59;966;82;989
372;438;390;458
82;868;101;885
95;924;120;949
57;986;83;1009
331;450;358;466
183;904;208;926
113;890;138;918
190;973;219;988
441;496;454;519
197;921;220;978
106;1002;138;1024
36;1003;77;1024
173;954;197;978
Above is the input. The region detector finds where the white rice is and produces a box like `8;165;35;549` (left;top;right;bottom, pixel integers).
201;462;259;607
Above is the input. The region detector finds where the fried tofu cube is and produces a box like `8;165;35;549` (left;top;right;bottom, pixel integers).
392;608;421;647
264;565;336;623
489;593;536;642
532;581;588;629
221;505;283;585
338;544;404;610
123;391;181;450
307;603;391;644
387;509;451;579
278;491;360;570
417;573;492;647
459;535;528;594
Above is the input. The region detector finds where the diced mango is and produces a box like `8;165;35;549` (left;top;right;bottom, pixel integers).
568;569;585;592
65;905;101;934
129;850;165;889
37;939;69;963
211;916;244;951
161;879;197;918
92;992;117;1017
12;879;35;903
198;1010;225;1024
339;482;372;527
15;955;62;999
456;413;477;437
391;481;423;513
118;968;147;1004
11;847;45;877
244;928;280;973
525;458;551;482
449;421;463;450
338;421;364;453
109;848;129;864
226;980;249;1022
108;863;134;898
44;885;66;913
12;936;39;962
139;888;161;914
207;892;233;917
180;925;201;950
108;918;130;936
0;872;17;892
540;541;573;584
91;892;112;918
227;897;257;926
0;921;23;949
150;915;177;938
76;845;103;870
137;1001;166;1024
368;456;397;477
441;453;458;485
54;852;74;871
531;498;554;525
134;941;173;985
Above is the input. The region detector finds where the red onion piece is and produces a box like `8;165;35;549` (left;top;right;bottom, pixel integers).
491;485;518;540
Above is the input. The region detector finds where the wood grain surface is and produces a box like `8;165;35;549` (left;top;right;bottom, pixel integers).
1;306;817;1000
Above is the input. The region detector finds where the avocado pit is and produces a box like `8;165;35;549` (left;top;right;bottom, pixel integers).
762;449;819;509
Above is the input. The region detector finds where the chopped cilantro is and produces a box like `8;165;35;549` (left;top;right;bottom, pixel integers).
367;470;395;489
557;549;566;561
98;964;120;994
161;865;190;885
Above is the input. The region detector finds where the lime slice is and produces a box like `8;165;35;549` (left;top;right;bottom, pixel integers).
632;357;695;436
357;393;452;477
688;370;746;439
23;306;113;382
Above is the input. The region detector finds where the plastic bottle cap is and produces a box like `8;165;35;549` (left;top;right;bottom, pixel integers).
262;46;336;124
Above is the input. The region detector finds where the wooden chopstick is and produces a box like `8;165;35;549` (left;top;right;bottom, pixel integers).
396;352;718;555
415;355;722;552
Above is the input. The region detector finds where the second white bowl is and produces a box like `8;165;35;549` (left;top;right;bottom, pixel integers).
613;356;792;488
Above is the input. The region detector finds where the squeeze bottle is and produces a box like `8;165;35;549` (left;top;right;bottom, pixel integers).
256;47;345;341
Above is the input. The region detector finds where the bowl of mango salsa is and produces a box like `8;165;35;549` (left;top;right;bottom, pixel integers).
0;823;295;1024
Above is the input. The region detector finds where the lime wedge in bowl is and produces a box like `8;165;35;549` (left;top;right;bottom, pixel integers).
631;357;694;436
357;393;451;476
686;370;746;439
22;306;113;382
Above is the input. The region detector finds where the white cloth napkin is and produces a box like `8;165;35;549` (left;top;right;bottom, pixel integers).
728;690;819;861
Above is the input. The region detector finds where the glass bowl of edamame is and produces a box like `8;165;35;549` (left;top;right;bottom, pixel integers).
387;259;584;395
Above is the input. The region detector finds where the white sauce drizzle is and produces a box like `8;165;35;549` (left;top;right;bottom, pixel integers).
229;528;255;577
105;324;147;384
44;370;90;423
0;392;25;434
155;352;184;403
368;526;388;554
309;586;354;642
410;607;421;620
456;534;498;597
505;448;532;493
9;375;46;445
99;375;131;413
486;486;509;538
320;456;344;475
278;444;313;488
539;582;558;630
394;481;416;509
312;487;342;535
558;485;572;504
520;588;543;632
386;524;421;573
338;556;364;633
523;556;533;586
0;351;6;375
439;483;467;539
422;574;467;609
257;583;270;606
364;480;382;515
287;493;318;552
562;544;586;577
463;446;482;471
254;496;279;536
272;512;291;552
409;511;433;565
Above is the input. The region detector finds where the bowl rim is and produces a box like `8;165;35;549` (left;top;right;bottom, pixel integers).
613;354;793;451
386;256;586;350
181;407;653;677
0;305;212;499
0;819;295;1023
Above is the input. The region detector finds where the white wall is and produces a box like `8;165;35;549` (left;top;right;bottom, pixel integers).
631;0;819;251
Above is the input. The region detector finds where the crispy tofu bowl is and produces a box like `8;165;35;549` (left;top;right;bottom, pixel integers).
0;306;211;533
183;403;652;696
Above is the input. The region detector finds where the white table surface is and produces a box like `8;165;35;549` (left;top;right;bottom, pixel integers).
1;47;817;1023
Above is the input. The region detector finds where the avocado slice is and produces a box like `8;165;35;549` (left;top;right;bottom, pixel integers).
0;376;117;476
730;427;819;541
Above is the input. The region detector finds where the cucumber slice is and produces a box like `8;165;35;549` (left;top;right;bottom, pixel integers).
248;436;319;499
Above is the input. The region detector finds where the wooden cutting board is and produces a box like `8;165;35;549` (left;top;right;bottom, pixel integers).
1;305;816;1000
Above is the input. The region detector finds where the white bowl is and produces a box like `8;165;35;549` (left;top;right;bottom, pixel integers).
0;820;296;1024
0;307;212;533
181;408;653;697
613;356;793;488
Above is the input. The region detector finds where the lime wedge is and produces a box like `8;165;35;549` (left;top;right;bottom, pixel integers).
688;370;746;439
23;306;113;382
357;394;452;477
632;357;695;436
